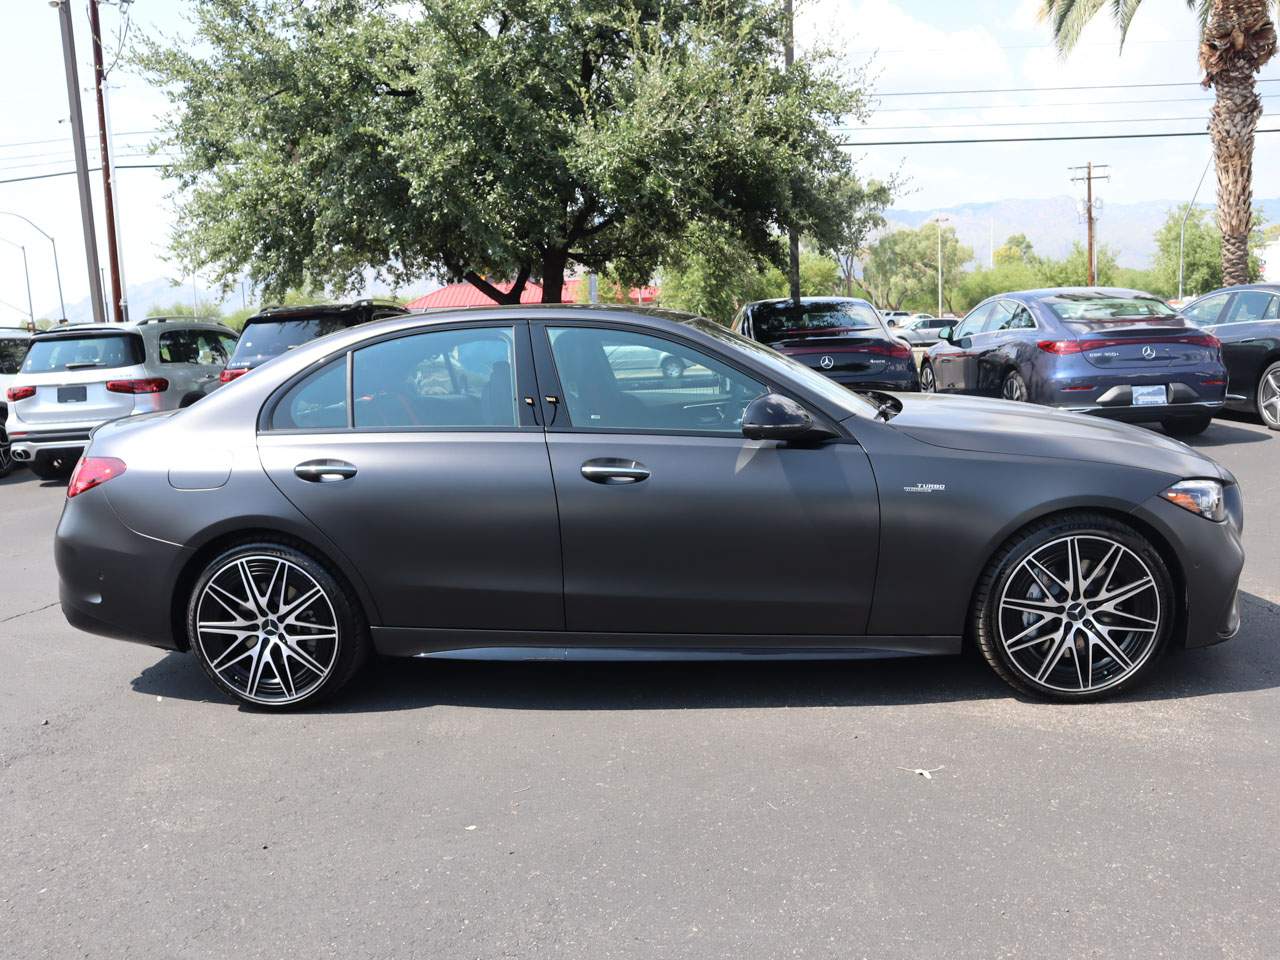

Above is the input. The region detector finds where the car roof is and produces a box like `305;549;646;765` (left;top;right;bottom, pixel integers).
32;318;234;339
1188;283;1280;298
247;299;409;322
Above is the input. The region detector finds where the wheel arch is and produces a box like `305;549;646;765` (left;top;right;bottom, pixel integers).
169;524;379;651
963;503;1188;652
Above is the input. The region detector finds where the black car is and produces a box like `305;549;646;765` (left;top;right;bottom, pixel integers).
922;288;1227;436
218;299;409;385
732;297;919;392
56;305;1243;708
1182;283;1280;430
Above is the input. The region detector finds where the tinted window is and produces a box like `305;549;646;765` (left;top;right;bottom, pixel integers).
158;330;200;363
1183;292;1231;325
749;301;882;344
992;303;1035;331
271;357;348;430
1043;295;1174;321
1224;290;1277;323
0;337;27;375
22;333;144;373
548;327;765;434
954;304;993;338
353;327;517;429
231;317;352;366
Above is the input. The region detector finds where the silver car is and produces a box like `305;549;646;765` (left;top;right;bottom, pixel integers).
6;318;238;479
0;327;32;477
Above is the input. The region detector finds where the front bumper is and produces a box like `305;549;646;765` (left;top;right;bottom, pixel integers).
1133;493;1245;649
55;485;191;650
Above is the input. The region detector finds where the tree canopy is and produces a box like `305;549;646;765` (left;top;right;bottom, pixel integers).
858;223;972;313
139;0;872;304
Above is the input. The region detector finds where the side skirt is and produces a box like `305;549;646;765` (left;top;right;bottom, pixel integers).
372;627;960;661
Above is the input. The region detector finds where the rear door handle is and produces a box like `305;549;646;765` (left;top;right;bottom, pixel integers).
581;458;650;484
1236;337;1257;343
294;459;357;483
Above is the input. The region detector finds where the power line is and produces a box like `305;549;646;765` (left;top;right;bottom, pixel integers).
0;163;168;187
838;127;1280;146
871;94;1280;114
845;114;1215;132
877;79;1280;97
0;130;159;152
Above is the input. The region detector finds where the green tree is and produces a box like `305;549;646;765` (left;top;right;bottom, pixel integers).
860;223;972;313
139;0;869;305
993;233;1038;267
1041;0;1276;285
1148;204;1265;298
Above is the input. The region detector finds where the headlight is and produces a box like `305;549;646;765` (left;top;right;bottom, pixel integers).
1161;479;1226;522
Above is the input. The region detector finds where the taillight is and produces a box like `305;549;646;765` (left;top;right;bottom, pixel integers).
67;456;127;498
1182;333;1221;349
105;377;169;395
219;368;247;383
856;342;914;359
1037;340;1082;355
6;385;35;402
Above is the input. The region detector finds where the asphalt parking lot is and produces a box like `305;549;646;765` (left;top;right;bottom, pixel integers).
2;415;1278;960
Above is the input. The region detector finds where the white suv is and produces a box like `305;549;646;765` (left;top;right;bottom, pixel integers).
0;327;32;477
6;318;239;479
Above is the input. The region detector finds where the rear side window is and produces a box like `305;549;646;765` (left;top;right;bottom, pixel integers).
22;333;144;373
270;357;348;430
232;317;352;366
1224;290;1278;323
352;327;517;429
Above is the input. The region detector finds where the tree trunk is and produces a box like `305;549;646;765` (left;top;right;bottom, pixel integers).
540;249;568;303
1202;0;1277;285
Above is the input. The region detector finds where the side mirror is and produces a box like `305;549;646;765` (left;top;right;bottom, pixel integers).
742;393;833;442
938;326;954;343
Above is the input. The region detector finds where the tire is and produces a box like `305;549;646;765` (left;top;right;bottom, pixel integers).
1000;369;1028;403
186;542;370;709
972;512;1174;701
1256;359;1280;430
919;362;936;393
0;440;13;479
661;356;684;379
29;456;74;481
1161;415;1212;437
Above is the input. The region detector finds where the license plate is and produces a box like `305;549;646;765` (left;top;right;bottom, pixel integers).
57;386;87;403
1132;384;1167;407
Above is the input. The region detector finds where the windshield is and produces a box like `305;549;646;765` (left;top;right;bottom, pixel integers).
22;333;144;373
1043;295;1175;322
231;316;352;366
689;319;879;418
0;336;28;375
750;301;883;343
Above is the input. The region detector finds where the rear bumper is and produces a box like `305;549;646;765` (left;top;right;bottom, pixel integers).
9;425;95;463
1061;400;1225;423
55;486;190;650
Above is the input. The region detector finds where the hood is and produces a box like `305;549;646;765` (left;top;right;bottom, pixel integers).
880;392;1232;483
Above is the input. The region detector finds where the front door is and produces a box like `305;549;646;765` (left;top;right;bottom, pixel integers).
257;321;563;630
531;321;880;639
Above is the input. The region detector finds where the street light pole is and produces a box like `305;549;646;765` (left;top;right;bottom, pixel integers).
0;237;36;328
932;215;951;316
52;0;107;325
1178;156;1213;303
0;211;66;320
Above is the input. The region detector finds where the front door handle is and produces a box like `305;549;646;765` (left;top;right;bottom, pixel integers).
581;458;650;484
294;459;357;483
1236;337;1257;343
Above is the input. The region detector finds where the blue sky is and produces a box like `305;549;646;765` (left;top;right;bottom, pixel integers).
2;0;1279;319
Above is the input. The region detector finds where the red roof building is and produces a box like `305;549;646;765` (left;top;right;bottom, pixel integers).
404;278;659;311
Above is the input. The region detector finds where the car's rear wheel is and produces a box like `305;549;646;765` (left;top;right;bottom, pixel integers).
1161;415;1212;437
0;439;13;478
919;362;936;393
187;543;370;709
1000;369;1028;402
1256;360;1280;430
661;356;684;379
972;513;1174;701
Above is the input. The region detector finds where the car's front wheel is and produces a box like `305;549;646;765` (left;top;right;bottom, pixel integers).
1256;360;1280;430
972;513;1174;700
1161;415;1212;437
919;362;936;393
187;543;370;709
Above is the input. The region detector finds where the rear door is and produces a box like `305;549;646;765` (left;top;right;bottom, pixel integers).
1210;290;1280;404
530;319;880;638
13;330;145;425
257;320;564;631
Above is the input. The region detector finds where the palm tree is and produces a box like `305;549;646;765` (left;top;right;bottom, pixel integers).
1042;1;1277;285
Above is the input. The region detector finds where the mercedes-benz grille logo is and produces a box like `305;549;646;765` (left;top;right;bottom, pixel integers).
1141;345;1157;360
819;355;835;370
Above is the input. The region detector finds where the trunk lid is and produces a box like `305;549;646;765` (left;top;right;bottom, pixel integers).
769;330;906;375
1060;319;1218;370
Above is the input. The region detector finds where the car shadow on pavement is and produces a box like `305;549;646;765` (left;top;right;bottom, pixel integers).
1179;421;1272;448
129;592;1280;713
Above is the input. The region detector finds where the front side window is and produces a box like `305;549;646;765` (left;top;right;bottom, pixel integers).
954;304;993;338
1183;292;1231;325
1224;290;1277;323
271;357;348;430
353;327;517;429
0;338;27;375
547;327;765;434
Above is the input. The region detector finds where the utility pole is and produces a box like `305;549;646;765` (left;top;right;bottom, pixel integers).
932;214;951;316
88;0;124;322
53;0;106;325
1070;162;1109;286
784;0;801;307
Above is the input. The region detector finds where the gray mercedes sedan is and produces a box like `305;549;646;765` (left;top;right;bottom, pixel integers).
55;306;1244;708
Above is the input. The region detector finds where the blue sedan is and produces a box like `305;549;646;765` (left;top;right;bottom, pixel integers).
920;288;1227;436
